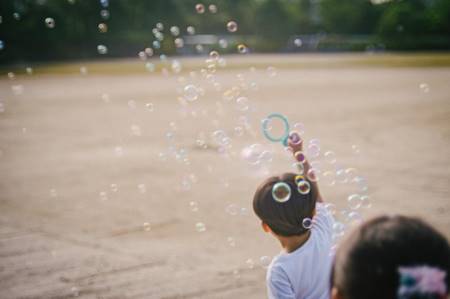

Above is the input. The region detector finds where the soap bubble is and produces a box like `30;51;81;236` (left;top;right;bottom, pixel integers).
419;83;430;93
171;60;182;73
226;204;239;216
237;44;248;54
351;144;360;155
208;4;218;13
225;236;236;247
128;100;136;109
155;31;164;41
184;84;199;101
347;194;361;210
345;168;358;182
236;96;249;111
234;126;244;136
186;26;196;35
189;201;199;212
322;171;336;186
297;180;311;195
241;144;265;165
99;191;108;201
289;131;302;146
143;222;151;231
302;217;313;229
324;203;337;217
292;162;305;175
227;21;238;32
294;151;306;163
306;168;319;182
293;122;305;135
209;50;220;60
294;38;303;47
97;44;108;55
100;9;110;19
145;62;155;72
260;256;271;268
333;222;346;240
335;168;347;184
324;151;336;164
80;66;88;75
138;184;146;194
307;143;320;159
195;44;204;53
272;182;291;203
144;48;153;56
12;85;24;95
354;176;368;192
110;184;118;192
71;287;79;297
267;66;277;77
219;39;228;49
174;38;184;48
195;3;205;13
246;258;255;269
170;26;180;36
50;188;58;198
195;222;206;232
98;23;107;33
100;0;109;8
45;17;55;28
346;211;363;226
130;124;141;136
138;51;147;60
152;40;161;49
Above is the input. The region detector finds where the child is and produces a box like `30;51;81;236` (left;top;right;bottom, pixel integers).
253;132;334;299
331;215;450;299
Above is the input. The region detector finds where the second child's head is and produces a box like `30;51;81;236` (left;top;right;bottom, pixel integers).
253;172;317;237
331;215;450;299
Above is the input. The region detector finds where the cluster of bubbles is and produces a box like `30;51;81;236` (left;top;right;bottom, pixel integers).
97;0;110;54
260;114;371;250
1;2;375;282
195;3;218;14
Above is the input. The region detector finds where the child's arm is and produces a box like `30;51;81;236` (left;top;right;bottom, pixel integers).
288;135;324;203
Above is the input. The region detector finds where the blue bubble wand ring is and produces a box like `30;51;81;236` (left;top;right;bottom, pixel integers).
262;113;290;146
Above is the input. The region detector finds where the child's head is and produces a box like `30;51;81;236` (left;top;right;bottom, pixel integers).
253;172;317;237
332;215;450;299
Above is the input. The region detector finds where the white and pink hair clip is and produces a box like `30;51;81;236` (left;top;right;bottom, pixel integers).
398;266;447;299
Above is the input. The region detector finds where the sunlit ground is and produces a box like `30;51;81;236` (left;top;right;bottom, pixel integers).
0;53;449;298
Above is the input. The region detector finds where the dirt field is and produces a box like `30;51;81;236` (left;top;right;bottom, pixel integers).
0;54;449;299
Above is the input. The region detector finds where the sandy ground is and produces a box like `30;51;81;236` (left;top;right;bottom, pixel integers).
0;54;449;299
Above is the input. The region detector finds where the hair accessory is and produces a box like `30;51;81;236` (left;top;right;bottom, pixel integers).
398;266;447;299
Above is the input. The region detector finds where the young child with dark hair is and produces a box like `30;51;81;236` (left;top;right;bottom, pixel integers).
331;215;450;299
253;132;334;299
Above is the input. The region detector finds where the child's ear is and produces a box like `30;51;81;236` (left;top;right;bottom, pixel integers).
261;222;271;233
331;287;344;299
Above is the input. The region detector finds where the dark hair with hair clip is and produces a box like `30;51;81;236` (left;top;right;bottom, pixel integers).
331;215;450;299
252;172;317;237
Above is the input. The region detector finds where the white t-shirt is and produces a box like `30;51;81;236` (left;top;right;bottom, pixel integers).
266;203;334;299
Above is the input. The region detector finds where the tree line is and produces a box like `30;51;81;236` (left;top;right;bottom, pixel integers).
0;0;449;64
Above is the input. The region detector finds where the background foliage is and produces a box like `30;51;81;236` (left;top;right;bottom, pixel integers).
0;0;449;64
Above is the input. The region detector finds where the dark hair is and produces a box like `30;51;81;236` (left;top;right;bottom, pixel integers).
252;172;317;237
332;215;450;299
